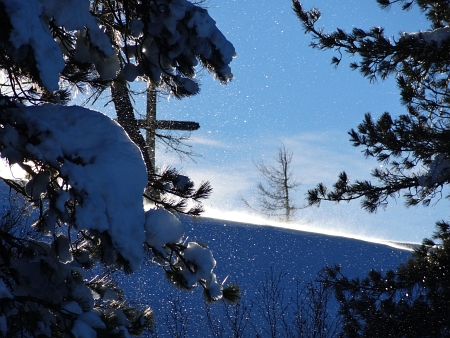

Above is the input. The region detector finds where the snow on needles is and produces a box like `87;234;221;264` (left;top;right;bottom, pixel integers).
403;27;450;47
2;104;148;270
1;0;65;91
0;0;114;90
1;0;236;91
182;242;222;300
417;154;450;188
0;103;224;300
144;207;185;255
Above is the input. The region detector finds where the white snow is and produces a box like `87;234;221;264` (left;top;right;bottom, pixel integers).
0;0;235;91
144;0;235;82
404;27;450;46
78;311;107;329
0;280;12;299
41;0;114;56
71;319;97;338
417;154;450;187
0;0;64;91
0;0;116;90
183;242;216;278
1;105;148;270
182;242;218;294
205;272;222;300
121;215;414;336
186;7;236;64
74;30;120;80
144;208;185;255
61;301;83;315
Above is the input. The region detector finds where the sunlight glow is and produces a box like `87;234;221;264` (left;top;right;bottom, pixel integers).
0;158;27;180
202;207;418;251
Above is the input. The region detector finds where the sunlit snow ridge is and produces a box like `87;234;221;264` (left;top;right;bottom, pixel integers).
202;207;419;251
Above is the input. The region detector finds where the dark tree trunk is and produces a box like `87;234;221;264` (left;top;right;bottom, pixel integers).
110;74;154;179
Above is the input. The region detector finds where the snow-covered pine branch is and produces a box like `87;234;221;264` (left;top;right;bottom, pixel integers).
0;0;238;336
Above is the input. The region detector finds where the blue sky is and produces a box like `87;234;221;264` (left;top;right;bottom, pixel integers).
96;1;445;243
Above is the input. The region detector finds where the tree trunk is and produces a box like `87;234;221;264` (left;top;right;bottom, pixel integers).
110;74;154;179
146;82;157;174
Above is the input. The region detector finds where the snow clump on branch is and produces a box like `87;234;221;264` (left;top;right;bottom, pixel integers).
0;104;148;269
1;0;236;92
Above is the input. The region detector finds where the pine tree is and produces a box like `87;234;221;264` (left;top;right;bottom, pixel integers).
293;0;450;336
91;0;236;190
320;222;450;337
293;0;450;212
0;1;239;336
86;0;237;209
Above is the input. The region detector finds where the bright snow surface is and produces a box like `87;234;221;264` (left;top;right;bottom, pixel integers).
121;214;414;336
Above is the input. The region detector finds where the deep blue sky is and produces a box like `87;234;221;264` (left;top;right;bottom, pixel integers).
97;1;445;242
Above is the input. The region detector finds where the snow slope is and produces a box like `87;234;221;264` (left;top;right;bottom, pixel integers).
122;215;413;336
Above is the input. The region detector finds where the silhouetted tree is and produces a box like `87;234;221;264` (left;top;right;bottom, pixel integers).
244;144;305;222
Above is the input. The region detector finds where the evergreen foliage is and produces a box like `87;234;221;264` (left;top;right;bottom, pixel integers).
293;0;450;212
0;0;238;336
293;0;450;336
321;222;450;337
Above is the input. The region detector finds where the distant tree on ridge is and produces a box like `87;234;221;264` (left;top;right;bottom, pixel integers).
243;143;306;223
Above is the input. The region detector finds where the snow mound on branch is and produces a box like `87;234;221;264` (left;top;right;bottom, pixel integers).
1;0;65;91
74;30;120;80
0;0;114;90
182;242;222;300
403;27;450;47
143;0;236;82
417;154;450;187
144;208;185;254
2;105;147;269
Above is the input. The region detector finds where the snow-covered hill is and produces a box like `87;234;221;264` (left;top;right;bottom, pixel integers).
122;215;414;336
